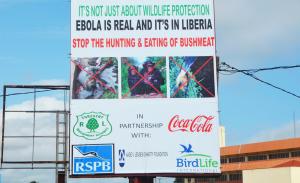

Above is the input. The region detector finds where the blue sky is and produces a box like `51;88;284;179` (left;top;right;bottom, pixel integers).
0;0;299;182
0;0;69;84
216;0;300;144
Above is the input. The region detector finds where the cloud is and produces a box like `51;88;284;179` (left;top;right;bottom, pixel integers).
0;96;65;182
0;96;128;183
0;93;178;183
215;0;300;66
31;79;68;86
248;120;300;143
0;169;55;183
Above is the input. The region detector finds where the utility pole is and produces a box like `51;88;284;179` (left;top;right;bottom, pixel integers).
294;112;296;138
129;177;154;183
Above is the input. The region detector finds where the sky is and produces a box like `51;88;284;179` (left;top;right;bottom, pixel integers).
0;0;299;182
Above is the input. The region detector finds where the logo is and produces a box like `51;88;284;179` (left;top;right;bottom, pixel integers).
168;115;214;133
180;144;193;153
118;149;125;168
73;112;112;140
73;144;114;175
176;144;219;172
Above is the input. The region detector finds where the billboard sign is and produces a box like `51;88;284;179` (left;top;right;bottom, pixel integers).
70;0;220;176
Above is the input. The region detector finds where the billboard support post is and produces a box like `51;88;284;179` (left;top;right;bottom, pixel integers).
0;85;70;181
1;86;7;168
129;177;154;183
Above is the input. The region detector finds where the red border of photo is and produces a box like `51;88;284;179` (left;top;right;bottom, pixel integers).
170;56;215;98
122;58;165;98
72;60;117;97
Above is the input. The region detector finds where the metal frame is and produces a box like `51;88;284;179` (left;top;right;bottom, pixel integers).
1;84;221;182
1;85;70;182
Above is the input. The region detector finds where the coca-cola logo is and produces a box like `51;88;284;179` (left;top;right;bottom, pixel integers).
168;115;214;133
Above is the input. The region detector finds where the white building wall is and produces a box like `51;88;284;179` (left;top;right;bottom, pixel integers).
243;167;295;183
290;167;300;183
219;126;226;147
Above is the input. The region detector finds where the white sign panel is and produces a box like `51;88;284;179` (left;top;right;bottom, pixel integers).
70;0;220;176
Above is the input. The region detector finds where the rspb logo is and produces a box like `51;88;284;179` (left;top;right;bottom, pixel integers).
72;144;114;175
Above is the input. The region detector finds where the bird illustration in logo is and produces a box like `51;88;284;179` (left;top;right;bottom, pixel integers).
180;144;194;154
119;149;125;168
75;147;107;161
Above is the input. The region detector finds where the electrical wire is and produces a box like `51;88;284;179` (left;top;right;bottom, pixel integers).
0;64;299;98
219;62;300;99
240;65;300;74
0;89;53;98
218;64;300;74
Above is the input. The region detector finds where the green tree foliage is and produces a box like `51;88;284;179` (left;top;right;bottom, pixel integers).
121;61;130;96
121;57;167;97
170;57;202;98
86;118;99;132
100;57;118;99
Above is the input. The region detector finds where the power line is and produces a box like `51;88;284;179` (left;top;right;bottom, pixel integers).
240;65;300;73
0;89;53;98
0;64;299;99
220;62;300;99
219;64;300;74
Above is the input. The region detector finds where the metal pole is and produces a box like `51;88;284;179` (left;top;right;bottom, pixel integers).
129;177;154;183
56;113;59;183
32;88;37;169
1;86;7;167
57;171;66;183
294;112;296;138
0;85;70;170
63;112;68;183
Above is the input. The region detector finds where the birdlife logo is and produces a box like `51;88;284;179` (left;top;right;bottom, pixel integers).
118;149;126;168
73;112;112;140
176;144;219;173
72;144;114;175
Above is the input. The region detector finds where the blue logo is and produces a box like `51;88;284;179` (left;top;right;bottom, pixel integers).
73;144;114;175
180;144;194;154
176;144;219;169
118;149;125;167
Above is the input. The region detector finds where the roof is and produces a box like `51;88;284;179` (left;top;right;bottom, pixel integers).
221;157;300;172
274;160;300;168
221;138;300;156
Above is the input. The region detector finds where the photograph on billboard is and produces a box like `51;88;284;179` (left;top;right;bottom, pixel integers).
169;56;215;98
71;57;118;99
121;57;167;99
70;0;220;177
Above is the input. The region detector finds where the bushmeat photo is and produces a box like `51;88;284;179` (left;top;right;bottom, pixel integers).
121;57;166;99
71;57;118;99
169;56;215;98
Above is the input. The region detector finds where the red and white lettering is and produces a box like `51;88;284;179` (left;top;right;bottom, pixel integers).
168;115;214;133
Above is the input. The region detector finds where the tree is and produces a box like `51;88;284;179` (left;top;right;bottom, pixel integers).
86;118;99;132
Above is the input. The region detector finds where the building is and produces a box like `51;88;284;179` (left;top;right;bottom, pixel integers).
191;137;300;183
219;126;226;148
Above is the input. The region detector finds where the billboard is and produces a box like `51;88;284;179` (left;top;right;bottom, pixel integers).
70;0;220;176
